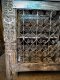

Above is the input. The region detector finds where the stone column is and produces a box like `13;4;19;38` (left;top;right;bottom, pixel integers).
2;0;17;80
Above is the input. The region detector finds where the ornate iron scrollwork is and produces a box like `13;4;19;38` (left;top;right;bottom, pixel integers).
17;10;60;64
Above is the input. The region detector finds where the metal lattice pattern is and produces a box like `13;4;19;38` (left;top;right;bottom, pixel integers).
17;10;60;64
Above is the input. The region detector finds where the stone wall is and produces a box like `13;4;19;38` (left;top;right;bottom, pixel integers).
0;2;4;56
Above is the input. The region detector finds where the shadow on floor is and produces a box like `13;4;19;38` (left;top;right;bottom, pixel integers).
17;71;60;80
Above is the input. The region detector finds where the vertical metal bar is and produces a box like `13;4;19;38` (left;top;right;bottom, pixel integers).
17;11;20;62
48;11;52;55
37;10;38;37
56;16;60;59
23;10;25;62
36;10;38;55
18;11;20;37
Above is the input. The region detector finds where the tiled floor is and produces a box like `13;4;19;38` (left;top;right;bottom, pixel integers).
0;54;60;80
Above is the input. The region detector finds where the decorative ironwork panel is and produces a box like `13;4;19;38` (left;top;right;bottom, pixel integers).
17;10;60;64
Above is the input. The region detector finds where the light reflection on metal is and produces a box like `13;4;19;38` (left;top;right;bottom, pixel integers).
13;1;60;10
21;15;49;20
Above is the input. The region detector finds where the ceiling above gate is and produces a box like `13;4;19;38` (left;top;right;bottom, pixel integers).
14;0;60;1
13;0;60;10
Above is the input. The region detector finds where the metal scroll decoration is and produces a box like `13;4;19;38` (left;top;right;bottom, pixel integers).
17;10;60;64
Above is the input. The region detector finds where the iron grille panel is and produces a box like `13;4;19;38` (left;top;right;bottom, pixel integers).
17;10;60;64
